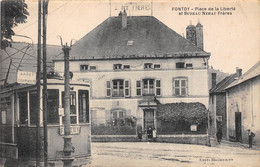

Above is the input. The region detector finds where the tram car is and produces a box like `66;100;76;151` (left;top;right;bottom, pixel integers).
0;79;91;166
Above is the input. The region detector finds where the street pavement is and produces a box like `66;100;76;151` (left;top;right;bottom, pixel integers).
85;140;260;167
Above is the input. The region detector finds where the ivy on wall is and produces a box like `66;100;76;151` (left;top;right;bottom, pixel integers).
157;102;208;125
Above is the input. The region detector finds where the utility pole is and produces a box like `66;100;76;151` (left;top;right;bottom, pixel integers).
36;0;42;166
42;0;49;166
58;36;74;167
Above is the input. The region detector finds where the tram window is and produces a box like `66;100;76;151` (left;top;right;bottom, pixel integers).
19;92;28;124
47;89;59;124
30;91;38;125
78;90;89;123
62;91;77;124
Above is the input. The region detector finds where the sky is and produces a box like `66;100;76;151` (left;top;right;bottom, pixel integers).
12;0;260;74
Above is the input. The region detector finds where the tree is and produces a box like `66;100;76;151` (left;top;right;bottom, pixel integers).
1;0;29;50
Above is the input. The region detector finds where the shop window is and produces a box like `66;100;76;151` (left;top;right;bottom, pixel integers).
19;92;28;124
47;89;59;124
173;78;188;96
78;90;90;123
62;91;77;124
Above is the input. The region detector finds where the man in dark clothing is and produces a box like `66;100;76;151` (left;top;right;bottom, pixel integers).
248;129;255;148
216;129;223;144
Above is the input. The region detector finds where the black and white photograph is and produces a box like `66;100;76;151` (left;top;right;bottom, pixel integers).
0;0;259;166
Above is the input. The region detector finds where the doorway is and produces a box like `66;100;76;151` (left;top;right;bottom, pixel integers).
235;112;242;142
144;109;154;139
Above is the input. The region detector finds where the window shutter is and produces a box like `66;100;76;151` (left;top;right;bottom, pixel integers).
136;80;141;96
124;80;130;97
106;80;111;97
155;79;161;96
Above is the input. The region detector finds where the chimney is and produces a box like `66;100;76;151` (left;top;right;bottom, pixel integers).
121;10;127;29
212;73;217;88
236;67;242;77
196;22;203;50
186;24;196;45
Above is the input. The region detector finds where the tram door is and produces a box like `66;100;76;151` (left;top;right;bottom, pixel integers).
144;109;154;139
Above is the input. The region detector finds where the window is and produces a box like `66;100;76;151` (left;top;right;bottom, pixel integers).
106;79;131;97
114;64;122;70
111;110;125;119
127;40;134;46
19;92;28;124
29;91;38;125
143;79;154;95
78;90;89;123
90;66;97;71
144;63;153;69
186;63;193;68
176;62;185;69
123;65;130;70
173;78;188;96
154;64;161;69
155;80;161;96
136;80;141;96
112;79;124;97
47;89;59;124
80;65;89;71
62;91;77;124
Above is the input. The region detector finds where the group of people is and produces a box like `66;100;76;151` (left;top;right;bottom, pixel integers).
216;129;255;148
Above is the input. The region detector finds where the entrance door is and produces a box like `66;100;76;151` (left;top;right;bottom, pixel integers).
144;109;154;139
235;112;242;142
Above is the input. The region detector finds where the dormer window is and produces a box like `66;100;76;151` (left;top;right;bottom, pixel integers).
127;40;134;46
186;63;193;69
114;64;122;70
144;63;153;69
80;65;89;71
176;62;185;69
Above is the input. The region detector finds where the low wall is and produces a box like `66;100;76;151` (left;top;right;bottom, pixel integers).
92;135;139;142
156;134;209;146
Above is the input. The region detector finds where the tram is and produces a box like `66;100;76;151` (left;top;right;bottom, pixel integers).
0;79;91;166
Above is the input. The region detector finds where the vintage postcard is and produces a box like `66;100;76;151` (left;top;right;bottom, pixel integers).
0;0;259;167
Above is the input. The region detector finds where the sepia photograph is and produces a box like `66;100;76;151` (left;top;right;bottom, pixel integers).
0;0;259;166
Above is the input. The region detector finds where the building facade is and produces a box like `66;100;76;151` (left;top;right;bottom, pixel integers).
225;62;260;145
53;13;211;136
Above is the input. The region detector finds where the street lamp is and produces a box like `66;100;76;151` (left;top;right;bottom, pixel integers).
58;36;75;167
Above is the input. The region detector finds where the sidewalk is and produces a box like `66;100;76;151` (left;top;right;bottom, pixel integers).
210;137;260;150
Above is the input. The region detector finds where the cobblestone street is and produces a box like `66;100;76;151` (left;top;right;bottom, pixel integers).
86;141;260;167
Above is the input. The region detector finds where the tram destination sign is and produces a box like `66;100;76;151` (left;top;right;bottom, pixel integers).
17;71;36;84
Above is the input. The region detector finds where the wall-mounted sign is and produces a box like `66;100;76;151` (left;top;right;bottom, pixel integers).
58;108;64;116
17;71;36;84
190;124;197;131
59;126;81;135
111;1;152;16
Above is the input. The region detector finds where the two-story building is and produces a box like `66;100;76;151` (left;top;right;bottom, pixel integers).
53;12;211;137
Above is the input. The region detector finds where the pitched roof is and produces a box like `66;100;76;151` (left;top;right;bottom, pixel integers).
64;16;209;60
210;73;237;93
225;61;260;89
0;42;62;84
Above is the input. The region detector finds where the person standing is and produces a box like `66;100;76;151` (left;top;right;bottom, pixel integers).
216;129;223;144
248;129;255;148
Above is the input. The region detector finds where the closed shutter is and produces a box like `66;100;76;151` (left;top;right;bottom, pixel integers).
124;80;130;97
106;80;111;97
155;79;161;96
136;80;141;96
